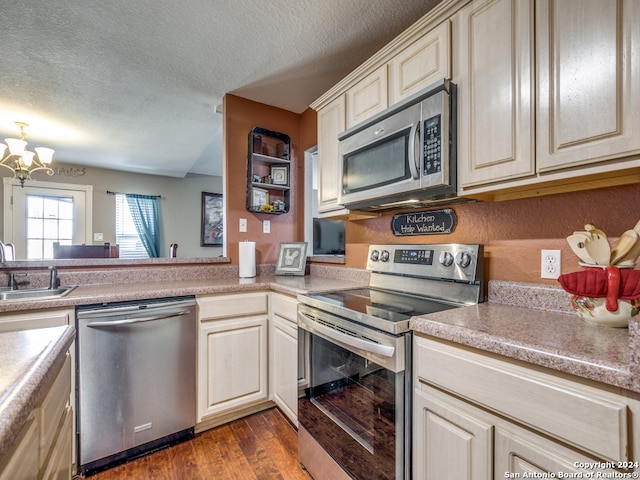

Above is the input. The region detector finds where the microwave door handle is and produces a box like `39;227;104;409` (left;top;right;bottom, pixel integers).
408;121;420;180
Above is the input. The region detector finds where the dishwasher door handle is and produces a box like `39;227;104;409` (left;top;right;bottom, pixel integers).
86;309;191;328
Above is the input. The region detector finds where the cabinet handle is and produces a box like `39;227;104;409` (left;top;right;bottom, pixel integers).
86;310;190;327
408;121;420;180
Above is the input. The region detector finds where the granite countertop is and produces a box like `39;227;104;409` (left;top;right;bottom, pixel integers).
0;274;368;313
0;325;75;461
0;274;368;459
411;280;638;394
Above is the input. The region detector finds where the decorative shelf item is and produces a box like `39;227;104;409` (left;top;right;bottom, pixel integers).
246;127;291;215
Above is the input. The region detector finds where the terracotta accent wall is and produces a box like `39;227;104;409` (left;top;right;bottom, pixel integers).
225;98;639;285
345;182;640;284
224;94;306;265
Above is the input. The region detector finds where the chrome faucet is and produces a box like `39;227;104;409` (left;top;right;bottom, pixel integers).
49;266;58;289
8;273;26;290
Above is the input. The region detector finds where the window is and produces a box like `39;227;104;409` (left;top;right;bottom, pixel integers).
3;178;92;260
304;146;345;256
26;195;74;259
115;193;149;258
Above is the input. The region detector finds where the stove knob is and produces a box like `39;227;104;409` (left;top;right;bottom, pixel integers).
455;251;472;268
439;251;454;267
380;250;390;262
370;249;380;262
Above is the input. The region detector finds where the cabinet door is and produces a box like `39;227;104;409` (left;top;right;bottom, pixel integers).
0;413;39;480
388;20;451;105
316;96;348;216
346;65;388;129
536;0;640;172
456;0;535;187
495;425;615;478
198;316;268;419
0;308;73;333
270;314;298;425
414;385;492;480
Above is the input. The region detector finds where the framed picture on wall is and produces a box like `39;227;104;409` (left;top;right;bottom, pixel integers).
275;242;308;276
201;192;223;246
270;166;288;186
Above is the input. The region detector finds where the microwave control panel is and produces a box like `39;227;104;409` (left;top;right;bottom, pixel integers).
423;114;442;175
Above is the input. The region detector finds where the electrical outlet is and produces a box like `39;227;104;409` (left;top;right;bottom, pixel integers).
239;218;247;233
93;233;103;242
541;249;561;279
263;220;271;234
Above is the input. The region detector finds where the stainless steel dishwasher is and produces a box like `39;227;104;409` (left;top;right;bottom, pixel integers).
76;296;196;475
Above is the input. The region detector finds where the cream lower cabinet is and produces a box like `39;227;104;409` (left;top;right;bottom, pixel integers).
413;335;639;479
269;293;299;425
0;308;73;333
0;353;73;480
0;308;77;476
197;293;269;425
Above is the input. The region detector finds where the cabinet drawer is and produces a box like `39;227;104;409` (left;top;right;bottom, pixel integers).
0;308;72;334
197;292;268;320
415;335;629;462
271;293;297;324
39;354;71;469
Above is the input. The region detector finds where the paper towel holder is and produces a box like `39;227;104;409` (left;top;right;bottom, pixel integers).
275;242;308;276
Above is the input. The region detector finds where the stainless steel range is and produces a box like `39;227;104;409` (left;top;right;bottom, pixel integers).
297;244;484;480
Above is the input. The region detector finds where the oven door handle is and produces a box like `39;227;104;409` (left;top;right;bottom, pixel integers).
299;313;395;358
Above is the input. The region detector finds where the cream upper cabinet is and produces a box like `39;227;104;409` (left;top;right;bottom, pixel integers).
389;20;451;105
316;96;349;217
536;0;640;172
346;65;388;129
456;0;535;187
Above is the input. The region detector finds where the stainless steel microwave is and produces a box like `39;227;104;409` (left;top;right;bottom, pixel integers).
338;79;457;211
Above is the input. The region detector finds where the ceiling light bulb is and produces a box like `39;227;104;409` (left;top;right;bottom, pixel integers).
6;138;27;156
21;151;35;167
35;147;54;164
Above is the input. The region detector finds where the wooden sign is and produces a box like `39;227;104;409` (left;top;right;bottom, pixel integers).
391;209;457;236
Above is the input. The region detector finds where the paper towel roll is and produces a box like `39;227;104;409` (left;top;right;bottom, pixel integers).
239;241;256;278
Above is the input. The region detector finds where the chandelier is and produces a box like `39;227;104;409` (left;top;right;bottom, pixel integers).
0;121;55;187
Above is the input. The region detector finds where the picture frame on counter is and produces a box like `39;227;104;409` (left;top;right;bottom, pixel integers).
270;166;288;186
201;192;223;246
252;188;269;210
275;242;308;276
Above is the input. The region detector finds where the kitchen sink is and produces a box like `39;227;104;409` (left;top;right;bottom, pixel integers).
0;285;77;300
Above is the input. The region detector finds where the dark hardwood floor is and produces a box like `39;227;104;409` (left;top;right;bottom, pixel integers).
84;408;312;480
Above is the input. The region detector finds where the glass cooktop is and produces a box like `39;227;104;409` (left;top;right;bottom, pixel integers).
302;287;459;334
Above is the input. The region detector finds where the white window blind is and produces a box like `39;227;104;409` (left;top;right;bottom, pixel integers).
115;193;149;258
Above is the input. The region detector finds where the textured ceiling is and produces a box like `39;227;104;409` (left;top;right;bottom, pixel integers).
1;0;440;178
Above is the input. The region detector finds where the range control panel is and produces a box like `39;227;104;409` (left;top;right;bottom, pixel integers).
367;244;483;282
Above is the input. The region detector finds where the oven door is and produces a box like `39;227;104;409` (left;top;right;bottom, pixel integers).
298;305;410;480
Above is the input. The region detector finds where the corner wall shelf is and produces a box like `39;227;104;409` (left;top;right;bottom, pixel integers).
246;127;291;215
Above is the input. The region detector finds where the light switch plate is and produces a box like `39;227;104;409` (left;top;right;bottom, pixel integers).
239;218;247;233
263;220;270;234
